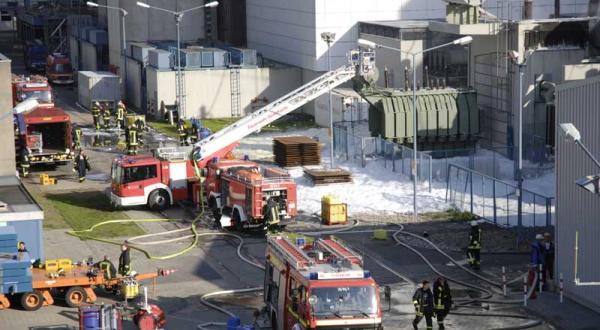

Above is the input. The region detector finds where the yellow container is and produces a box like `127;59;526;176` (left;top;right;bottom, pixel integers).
39;173;57;185
322;203;348;225
120;279;140;299
45;258;72;272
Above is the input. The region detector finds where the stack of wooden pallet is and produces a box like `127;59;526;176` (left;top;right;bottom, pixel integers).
304;169;352;185
273;136;320;167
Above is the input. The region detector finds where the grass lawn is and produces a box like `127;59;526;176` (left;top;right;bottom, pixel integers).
26;185;68;230
148;116;318;139
30;188;144;238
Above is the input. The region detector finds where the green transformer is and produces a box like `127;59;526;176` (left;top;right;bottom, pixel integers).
357;86;480;152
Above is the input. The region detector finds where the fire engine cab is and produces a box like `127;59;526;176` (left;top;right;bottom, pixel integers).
264;236;385;330
12;74;53;106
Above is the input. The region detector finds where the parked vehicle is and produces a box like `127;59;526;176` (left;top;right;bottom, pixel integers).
46;53;74;84
15;105;74;165
11;74;53;106
264;236;386;330
24;40;47;72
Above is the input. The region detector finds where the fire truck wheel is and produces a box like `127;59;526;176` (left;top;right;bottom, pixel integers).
233;210;243;231
20;291;44;311
65;286;87;307
148;189;170;210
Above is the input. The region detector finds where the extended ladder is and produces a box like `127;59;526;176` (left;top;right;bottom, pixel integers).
269;237;313;270
193;50;374;163
316;238;363;266
230;66;241;116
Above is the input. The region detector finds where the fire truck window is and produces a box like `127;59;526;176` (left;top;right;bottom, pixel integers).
123;165;157;184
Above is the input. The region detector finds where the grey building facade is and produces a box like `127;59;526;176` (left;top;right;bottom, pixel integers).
0;53;15;176
555;75;600;311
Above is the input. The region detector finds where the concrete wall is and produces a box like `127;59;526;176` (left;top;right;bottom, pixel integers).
125;57;143;110
247;0;444;73
80;41;98;71
147;65;303;119
0;54;15;176
555;75;600;312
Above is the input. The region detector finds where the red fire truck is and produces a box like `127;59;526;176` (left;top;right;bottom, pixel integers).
264;236;386;330
46;53;75;84
12;74;53;106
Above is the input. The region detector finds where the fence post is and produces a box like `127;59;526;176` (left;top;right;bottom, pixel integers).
546;198;551;227
559;273;564;303
445;164;451;202
493;180;497;225
502;266;507;296
470;171;474;214
361;138;366;168
428;155;432;193
345;129;349;161
523;275;528;306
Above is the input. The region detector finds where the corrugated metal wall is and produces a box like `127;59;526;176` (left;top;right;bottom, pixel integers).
555;75;600;311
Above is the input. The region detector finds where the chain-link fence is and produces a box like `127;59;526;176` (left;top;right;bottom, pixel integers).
446;163;554;227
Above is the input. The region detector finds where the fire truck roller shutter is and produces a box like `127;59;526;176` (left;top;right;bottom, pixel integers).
228;185;246;201
169;162;188;201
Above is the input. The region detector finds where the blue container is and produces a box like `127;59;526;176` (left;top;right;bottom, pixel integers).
199;128;211;140
0;268;30;277
296;237;305;247
82;307;101;329
227;316;241;330
0;281;32;294
0;258;31;270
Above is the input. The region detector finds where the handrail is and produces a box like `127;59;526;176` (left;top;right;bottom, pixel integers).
447;162;554;200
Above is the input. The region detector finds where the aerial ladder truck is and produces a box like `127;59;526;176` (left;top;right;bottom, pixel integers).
110;50;376;230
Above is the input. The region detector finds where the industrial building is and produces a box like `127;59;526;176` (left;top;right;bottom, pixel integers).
555;75;600;312
0;53;14;176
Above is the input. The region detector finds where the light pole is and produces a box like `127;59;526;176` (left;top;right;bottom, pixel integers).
508;50;527;227
358;36;473;222
321;32;336;169
137;1;219;119
87;2;128;97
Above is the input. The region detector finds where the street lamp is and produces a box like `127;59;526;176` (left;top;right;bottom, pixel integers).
560;123;600;194
508;50;528;227
87;2;128;97
358;36;472;222
321;32;336;169
136;1;219;119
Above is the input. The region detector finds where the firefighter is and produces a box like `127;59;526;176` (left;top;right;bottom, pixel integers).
116;101;126;130
467;221;482;270
135;117;145;146
126;124;138;155
190;118;199;144
72;125;82;151
95;255;117;280
74;150;91;183
102;103;111;129
177;118;188;146
413;280;434;330
91;102;101;130
266;198;280;227
433;277;452;330
19;148;31;178
118;243;131;276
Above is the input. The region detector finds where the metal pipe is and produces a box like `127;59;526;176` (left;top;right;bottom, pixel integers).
327;37;335;169
518;64;524;227
176;15;183;118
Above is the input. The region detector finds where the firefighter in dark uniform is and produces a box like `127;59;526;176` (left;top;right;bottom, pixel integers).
102;103;111;129
118;243;131;276
190;118;199;144
74;150;90;183
19;148;31;177
135;117;145;146
177;118;188;146
433;277;452;330
413;280;434;330
95;255;117;280
73;125;82;151
116;101;126;130
91;102;101;130
467;221;482;270
126;124;138;155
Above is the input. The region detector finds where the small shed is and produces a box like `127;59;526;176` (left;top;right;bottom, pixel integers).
0;177;44;261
